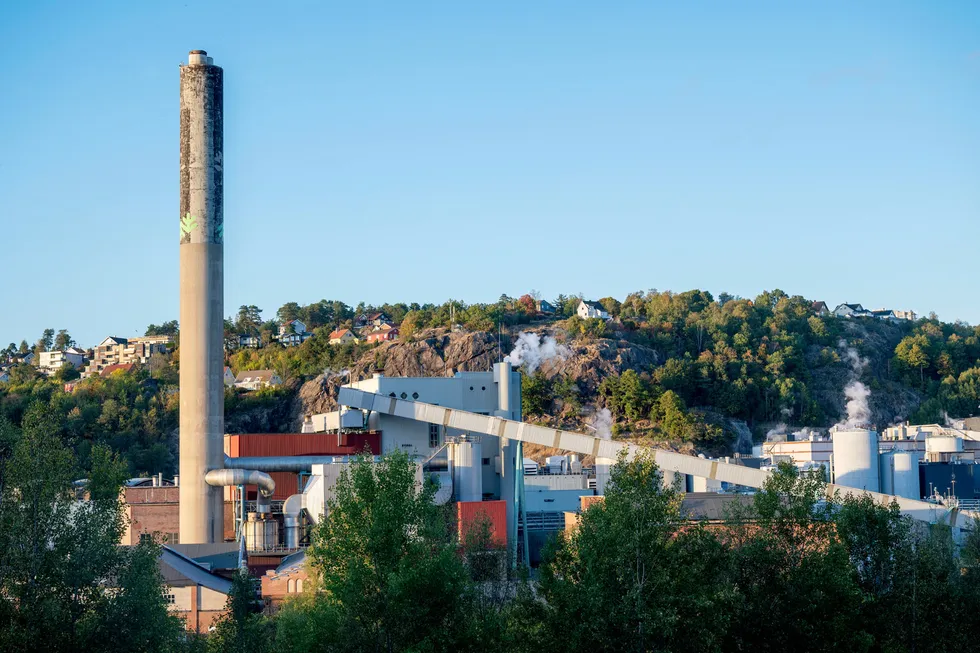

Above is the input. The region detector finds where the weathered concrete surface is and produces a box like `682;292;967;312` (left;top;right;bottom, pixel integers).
179;51;224;544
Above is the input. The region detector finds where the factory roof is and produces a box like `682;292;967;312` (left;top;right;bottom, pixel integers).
159;546;233;593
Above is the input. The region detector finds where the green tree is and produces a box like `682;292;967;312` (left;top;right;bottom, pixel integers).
53;329;75;351
0;405;182;652
207;569;272;653
35;328;55;353
305;451;478;652
539;451;732;652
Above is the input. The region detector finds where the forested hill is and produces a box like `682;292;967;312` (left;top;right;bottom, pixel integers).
2;290;978;476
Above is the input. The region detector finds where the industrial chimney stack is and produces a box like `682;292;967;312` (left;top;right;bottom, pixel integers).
179;50;224;543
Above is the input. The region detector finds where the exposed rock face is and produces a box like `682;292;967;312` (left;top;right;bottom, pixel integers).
292;329;501;427
548;338;659;395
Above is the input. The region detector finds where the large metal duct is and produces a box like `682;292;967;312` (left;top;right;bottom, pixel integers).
179;49;225;544
222;455;377;472
832;429;880;493
205;468;274;512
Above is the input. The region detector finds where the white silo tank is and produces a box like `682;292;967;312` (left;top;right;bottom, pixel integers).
595;457;615;495
892;452;919;499
832;429;879;492
879;452;895;495
453;437;483;502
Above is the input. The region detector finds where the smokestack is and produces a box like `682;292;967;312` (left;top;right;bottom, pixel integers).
179;49;224;543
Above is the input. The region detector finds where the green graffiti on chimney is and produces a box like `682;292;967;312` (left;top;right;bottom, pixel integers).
180;213;199;237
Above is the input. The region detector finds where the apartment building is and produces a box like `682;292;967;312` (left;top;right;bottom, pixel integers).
82;335;172;377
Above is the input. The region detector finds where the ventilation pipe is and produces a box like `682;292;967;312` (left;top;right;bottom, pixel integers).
205;468;277;552
222;455;372;473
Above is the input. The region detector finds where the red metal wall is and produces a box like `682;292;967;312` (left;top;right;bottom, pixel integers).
457;500;508;548
225;432;382;500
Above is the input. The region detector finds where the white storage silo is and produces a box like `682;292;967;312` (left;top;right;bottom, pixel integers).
879;452;895;495
892;452;920;499
832;429;880;492
595;457;615;495
453;437;483;502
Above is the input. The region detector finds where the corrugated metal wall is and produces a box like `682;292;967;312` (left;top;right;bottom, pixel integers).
457;500;507;548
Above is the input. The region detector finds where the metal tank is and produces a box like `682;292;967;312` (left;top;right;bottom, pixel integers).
892;452;920;499
243;512;279;552
179;49;225;544
453;436;483;502
832;429;880;492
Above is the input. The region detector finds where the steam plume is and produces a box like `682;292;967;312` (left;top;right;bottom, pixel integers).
835;339;871;429
587;408;613;440
504;332;570;374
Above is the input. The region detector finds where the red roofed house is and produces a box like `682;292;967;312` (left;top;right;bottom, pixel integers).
366;324;399;343
101;362;135;377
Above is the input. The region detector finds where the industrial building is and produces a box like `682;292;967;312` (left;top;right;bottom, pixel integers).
147;50;980;628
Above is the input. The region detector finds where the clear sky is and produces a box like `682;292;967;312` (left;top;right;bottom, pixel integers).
1;1;977;347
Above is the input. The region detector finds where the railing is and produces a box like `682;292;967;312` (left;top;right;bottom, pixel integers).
247;543;309;555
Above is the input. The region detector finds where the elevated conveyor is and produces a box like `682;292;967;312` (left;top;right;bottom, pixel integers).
339;387;979;533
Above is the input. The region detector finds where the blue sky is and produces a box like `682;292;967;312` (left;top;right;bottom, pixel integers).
1;1;977;347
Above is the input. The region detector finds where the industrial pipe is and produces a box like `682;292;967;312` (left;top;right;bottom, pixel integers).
222;455;379;473
205;468;275;513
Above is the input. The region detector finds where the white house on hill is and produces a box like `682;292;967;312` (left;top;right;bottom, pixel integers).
577;300;610;320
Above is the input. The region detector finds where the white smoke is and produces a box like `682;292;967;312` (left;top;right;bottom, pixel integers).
587;408;613;440
792;427;822;441
504;332;570;374
766;423;787;442
835;340;871;430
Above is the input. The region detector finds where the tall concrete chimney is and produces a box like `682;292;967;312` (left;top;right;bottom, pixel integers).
179;49;224;543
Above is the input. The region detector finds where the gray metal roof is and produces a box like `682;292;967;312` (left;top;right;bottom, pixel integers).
159;545;233;593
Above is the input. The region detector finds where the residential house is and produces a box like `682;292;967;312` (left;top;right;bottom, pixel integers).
237;334;262;349
812;301;830;316
832;303;873;319
354;312;392;330
83;335;171;377
870;309;917;323
537;300;557;315
15;352;35;366
577;300;611;320
0;370;9;384
278;320;312;347
101;363;135;377
223;366;236;386
328;329;359;345
38;347;87;375
366;324;399;344
234;369;282;391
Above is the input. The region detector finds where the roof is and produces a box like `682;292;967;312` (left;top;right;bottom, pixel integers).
170;542;241;572
812;301;828;310
99;336;128;346
836;303;866;311
159;546;233;593
871;309;895;317
235;369;278;383
329;329;354;339
581;300;605;311
101;363;134;377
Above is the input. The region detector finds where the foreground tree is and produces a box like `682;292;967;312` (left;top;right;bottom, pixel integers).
0;404;183;653
539;450;733;653
300;450;478;652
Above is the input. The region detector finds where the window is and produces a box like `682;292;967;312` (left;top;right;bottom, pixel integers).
287;579;295;593
296;579;304;593
139;532;153;544
164;592;175;604
482;458;490;466
429;424;440;448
